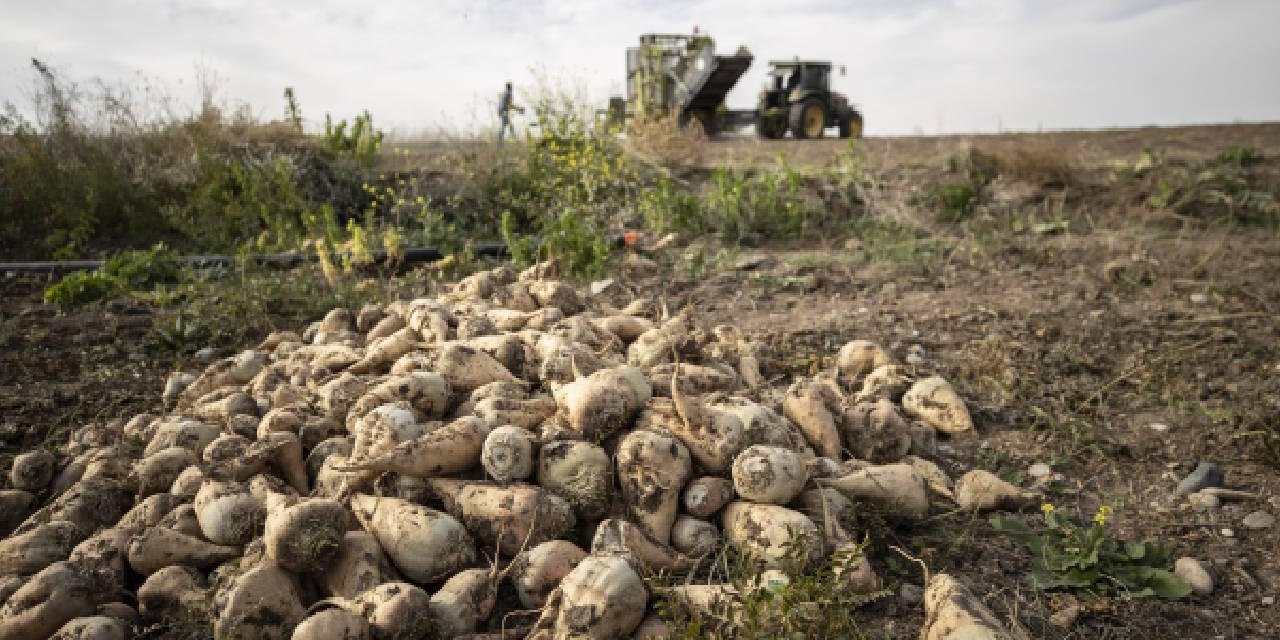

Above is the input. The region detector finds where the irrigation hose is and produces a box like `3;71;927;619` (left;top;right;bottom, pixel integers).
0;235;636;275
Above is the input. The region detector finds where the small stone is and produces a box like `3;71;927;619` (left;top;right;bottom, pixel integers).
898;583;923;606
193;347;219;363
588;278;617;297
1028;463;1052;478
1177;462;1224;495
1199;487;1260;501
651;232;680;251
1147;422;1171;433
1263;596;1275;606
844;238;863;251
1190;293;1210;305
623;253;659;276
802;273;824;293
733;255;769;271
905;344;927;365
1220;528;1235;538
1242;511;1275;530
1174;557;1214;595
1048;598;1081;628
1188;491;1221;510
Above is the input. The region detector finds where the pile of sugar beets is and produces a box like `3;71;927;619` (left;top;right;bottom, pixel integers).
0;264;1043;640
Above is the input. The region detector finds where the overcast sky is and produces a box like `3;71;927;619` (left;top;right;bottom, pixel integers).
2;0;1277;137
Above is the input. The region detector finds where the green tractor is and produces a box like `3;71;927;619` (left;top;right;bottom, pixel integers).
755;60;862;140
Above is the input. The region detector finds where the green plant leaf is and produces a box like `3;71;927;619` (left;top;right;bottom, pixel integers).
1135;568;1192;599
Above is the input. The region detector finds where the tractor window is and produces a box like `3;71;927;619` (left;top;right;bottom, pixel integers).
802;66;827;91
785;69;800;91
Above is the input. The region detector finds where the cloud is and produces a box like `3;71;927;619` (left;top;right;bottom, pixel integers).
1;0;1276;136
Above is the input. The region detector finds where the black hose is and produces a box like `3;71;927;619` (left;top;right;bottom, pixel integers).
0;236;629;275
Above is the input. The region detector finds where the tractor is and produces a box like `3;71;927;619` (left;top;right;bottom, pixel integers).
754;60;862;140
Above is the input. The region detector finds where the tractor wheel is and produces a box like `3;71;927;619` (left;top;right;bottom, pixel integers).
839;110;864;139
789;97;827;140
755;116;784;140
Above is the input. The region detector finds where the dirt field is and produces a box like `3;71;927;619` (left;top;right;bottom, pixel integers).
3;123;1278;638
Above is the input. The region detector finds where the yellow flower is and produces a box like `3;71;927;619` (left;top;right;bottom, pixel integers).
1093;505;1113;525
1041;503;1055;514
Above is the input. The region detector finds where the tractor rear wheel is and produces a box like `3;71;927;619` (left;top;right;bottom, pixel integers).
755;116;785;139
838;110;863;139
789;97;827;139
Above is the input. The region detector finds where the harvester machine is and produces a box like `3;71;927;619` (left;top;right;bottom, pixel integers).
608;32;756;135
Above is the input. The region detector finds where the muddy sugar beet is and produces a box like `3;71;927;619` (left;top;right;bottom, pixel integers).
0;267;1028;639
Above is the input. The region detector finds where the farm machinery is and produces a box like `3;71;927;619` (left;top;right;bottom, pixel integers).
607;31;862;139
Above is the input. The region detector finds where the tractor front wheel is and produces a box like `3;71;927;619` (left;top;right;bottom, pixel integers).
789;98;827;140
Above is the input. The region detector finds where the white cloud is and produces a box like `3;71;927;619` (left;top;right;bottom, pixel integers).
1;0;1276;136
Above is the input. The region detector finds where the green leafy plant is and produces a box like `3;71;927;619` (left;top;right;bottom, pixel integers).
1217;144;1261;167
926;180;981;222
990;504;1190;599
324;110;384;164
102;244;181;289
148;313;217;354
43;270;123;304
501;208;611;278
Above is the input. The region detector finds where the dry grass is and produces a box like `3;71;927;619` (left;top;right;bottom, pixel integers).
625;112;707;172
992;141;1080;187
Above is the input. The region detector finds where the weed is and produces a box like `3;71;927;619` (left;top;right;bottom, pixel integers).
640;176;703;238
848;218;948;267
702;160;826;244
1217;144;1261;167
0;61;374;260
658;536;888;639
501;209;611;277
322;107;384;165
990;504;1190;598
43;270;123;305
102;245;181;289
926;181;981;222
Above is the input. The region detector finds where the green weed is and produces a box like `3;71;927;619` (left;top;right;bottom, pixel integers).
991;504;1190;598
43;270;124;305
925;181;981;222
1217;144;1262;167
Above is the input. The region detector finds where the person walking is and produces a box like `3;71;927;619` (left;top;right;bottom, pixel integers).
497;81;523;146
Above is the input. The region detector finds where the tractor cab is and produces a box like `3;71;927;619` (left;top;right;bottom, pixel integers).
756;60;862;139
